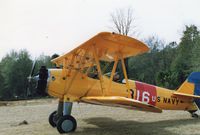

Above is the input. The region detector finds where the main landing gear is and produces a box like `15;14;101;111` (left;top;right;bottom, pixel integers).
49;101;77;133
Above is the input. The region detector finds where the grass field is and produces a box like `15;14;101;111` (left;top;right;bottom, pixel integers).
0;98;200;135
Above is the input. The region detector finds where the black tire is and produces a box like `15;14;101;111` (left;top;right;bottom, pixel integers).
57;115;77;134
49;111;57;127
192;113;199;118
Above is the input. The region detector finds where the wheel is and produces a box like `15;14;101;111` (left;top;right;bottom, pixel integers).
49;111;57;127
191;113;199;118
56;115;77;133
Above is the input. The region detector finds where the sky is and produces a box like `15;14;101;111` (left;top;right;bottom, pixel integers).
1;0;200;60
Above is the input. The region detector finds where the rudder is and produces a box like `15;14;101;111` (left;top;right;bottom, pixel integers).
177;72;200;108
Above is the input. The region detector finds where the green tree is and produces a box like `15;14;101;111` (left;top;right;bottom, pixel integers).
191;33;200;71
0;50;32;99
0;69;5;99
0;50;18;99
171;25;200;88
128;36;165;85
156;42;178;89
10;50;32;97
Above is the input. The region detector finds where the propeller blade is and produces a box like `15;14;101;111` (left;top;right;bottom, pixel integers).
27;60;36;83
30;60;36;77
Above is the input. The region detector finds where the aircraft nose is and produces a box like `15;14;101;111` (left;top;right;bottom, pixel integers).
36;66;49;96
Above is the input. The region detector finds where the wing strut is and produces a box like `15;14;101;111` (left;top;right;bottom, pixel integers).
93;44;106;96
108;56;118;92
120;53;131;94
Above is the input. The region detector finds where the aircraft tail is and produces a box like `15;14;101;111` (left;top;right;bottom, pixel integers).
177;72;200;108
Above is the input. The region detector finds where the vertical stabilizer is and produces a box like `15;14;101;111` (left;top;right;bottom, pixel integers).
177;72;200;108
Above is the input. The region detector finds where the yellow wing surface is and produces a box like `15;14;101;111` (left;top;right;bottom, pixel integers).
173;92;200;99
81;96;162;113
51;32;149;66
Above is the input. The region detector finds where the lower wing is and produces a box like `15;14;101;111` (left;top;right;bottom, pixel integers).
81;96;162;113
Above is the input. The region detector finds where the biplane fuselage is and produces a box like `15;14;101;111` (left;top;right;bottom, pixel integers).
47;69;197;112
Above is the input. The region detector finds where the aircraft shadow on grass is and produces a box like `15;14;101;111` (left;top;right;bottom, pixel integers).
74;117;200;135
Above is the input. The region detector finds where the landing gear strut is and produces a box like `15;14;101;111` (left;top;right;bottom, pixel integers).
48;101;77;133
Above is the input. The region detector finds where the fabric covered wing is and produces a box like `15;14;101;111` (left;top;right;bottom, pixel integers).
81;96;162;113
51;32;149;66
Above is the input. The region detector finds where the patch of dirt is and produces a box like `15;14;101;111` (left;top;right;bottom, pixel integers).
0;98;56;106
0;99;200;135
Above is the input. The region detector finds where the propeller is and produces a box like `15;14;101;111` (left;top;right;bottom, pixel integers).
26;60;49;97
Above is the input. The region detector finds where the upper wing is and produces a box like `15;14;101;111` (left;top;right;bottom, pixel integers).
81;96;162;113
51;32;149;66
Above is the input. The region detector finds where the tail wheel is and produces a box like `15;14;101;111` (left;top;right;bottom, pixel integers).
57;115;77;134
191;113;199;118
189;110;200;119
49;111;58;127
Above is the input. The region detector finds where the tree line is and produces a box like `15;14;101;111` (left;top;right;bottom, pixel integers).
0;51;55;100
128;25;200;89
0;25;200;100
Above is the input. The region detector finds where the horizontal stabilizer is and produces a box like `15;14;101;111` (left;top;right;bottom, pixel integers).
173;92;200;99
81;96;162;113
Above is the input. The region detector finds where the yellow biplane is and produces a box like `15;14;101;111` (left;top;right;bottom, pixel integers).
30;32;200;133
